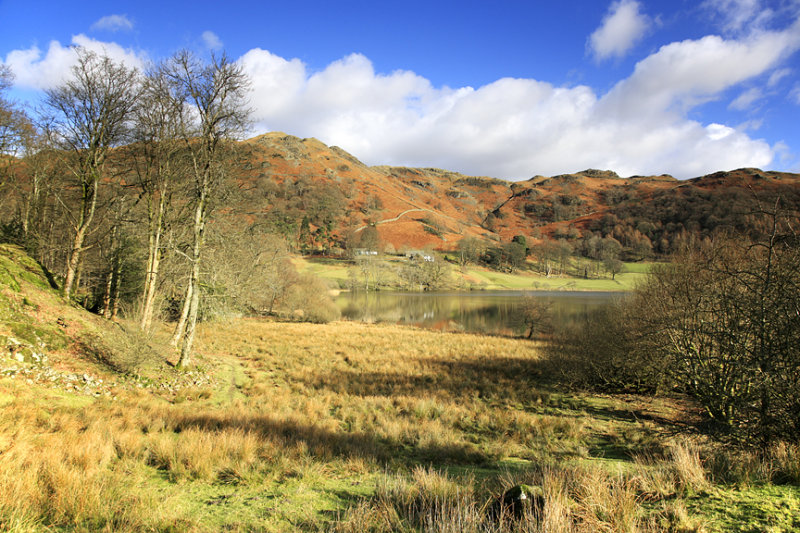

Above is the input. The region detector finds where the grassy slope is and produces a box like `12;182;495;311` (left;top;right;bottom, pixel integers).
1;244;798;532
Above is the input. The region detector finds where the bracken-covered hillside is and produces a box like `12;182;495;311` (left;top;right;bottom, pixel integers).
235;133;800;253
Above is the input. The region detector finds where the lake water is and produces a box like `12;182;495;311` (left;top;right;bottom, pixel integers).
335;291;620;336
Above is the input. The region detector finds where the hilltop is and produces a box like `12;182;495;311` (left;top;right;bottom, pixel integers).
236;132;800;253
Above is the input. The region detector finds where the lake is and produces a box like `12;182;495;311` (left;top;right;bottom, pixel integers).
335;290;620;336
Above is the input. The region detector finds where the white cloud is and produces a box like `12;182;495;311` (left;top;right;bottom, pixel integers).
90;14;133;32
702;0;774;33
768;67;791;86
202;31;223;50
600;18;800;118
240;28;792;179
791;84;800;104
589;0;651;61
729;87;763;109
4;13;799;180
3;34;146;90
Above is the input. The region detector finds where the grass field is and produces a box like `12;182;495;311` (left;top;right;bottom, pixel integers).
297;255;652;292
2;319;799;532
1;244;798;532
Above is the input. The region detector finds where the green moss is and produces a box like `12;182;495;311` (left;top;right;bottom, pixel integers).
687;485;800;532
8;321;68;351
0;244;57;292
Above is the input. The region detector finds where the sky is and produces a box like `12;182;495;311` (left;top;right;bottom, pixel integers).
1;0;800;180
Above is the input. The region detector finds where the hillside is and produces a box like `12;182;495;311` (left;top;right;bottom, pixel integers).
236;133;800;254
0;244;208;398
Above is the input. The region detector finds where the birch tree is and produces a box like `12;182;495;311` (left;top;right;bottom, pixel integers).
0;65;35;215
161;51;250;367
130;67;189;331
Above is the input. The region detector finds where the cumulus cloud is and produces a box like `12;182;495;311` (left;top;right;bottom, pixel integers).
3;12;799;180
599;18;800;118
90;14;134;32
235;15;800;179
240;27;797;179
202;31;223;50
3;34;146;90
589;0;651;61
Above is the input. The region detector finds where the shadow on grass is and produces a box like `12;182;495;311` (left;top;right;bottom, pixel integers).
300;355;557;402
577;400;705;436
171;411;486;466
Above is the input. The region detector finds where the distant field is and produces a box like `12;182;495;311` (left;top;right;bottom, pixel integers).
297;255;654;292
458;262;650;292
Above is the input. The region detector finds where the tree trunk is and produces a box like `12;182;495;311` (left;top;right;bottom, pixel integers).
111;259;122;320
177;270;200;368
102;268;114;318
63;175;98;300
140;197;165;331
170;281;193;346
63;225;87;299
175;186;207;367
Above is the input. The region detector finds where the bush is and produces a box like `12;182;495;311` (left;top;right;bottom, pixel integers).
284;274;341;323
80;324;162;373
551;213;800;444
547;300;671;393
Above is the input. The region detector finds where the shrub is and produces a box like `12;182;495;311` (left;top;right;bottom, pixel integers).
284;274;341;323
551;212;800;444
547;299;671;393
80;324;162;373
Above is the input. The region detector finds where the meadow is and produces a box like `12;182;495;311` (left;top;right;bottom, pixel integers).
2;318;799;532
297;256;650;292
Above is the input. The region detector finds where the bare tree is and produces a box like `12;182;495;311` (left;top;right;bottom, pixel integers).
129;66;190;331
631;207;800;442
0;66;32;160
456;236;486;269
160;50;250;367
517;295;552;340
42;49;140;299
0;65;35;215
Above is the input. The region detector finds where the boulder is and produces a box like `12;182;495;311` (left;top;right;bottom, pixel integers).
487;484;544;522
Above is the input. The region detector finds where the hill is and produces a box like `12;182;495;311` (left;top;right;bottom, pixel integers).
236;133;800;254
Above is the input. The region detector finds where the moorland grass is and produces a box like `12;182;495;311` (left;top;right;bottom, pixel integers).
0;319;798;532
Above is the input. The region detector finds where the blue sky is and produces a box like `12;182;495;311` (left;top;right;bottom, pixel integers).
2;0;800;179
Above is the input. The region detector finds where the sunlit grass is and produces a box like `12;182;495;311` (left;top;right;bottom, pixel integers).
1;318;797;532
296;253;654;292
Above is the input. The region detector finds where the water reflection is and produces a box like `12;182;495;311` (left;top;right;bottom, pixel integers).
336;291;618;336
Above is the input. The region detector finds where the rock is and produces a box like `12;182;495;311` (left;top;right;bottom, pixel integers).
488;484;544;522
4;336;48;366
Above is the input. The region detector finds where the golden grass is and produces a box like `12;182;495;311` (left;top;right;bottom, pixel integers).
1;319;797;532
